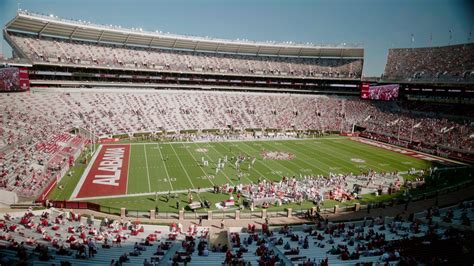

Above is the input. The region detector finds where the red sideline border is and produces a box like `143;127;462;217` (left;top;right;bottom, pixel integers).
72;144;130;199
36;174;58;202
351;137;463;166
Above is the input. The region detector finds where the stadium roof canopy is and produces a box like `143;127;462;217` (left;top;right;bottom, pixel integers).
5;11;364;58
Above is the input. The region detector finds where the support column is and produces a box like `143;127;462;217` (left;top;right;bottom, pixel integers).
354;203;360;212
88;215;94;225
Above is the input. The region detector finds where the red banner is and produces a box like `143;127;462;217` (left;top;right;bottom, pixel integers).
360;83;370;99
36;173;59;201
99;138;120;143
19;67;30;91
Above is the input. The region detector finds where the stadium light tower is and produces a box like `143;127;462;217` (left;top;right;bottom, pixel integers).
92;115;97;154
91;116;95;154
397;119;403;142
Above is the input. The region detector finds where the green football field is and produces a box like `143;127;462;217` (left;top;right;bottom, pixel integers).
49;136;449;212
125;137;431;194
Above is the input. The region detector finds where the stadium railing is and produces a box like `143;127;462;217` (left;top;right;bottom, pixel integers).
41;175;474;221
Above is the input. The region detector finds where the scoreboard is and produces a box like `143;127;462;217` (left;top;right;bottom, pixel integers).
0;67;30;92
361;83;399;101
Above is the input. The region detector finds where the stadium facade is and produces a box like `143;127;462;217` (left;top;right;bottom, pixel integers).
0;11;473;200
0;10;473;265
3;11;365;95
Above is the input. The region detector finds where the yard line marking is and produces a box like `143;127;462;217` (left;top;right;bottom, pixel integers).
126;144;131;194
169;143;206;207
183;144;216;187
272;141;340;174
243;141;316;176
195;142;235;186
218;141;273;183
238;141;297;177
284;139;382;174
143;144;152;192
319;140;398;172
157;143;174;191
169;143;196;189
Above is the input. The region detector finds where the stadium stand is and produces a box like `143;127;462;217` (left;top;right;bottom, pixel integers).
0;208;216;265
1;89;472;151
344;99;474;152
8;33;363;79
414;200;473;229
0;92;85;199
268;210;474;265
1;88;472;201
1;203;472;265
383;43;474;82
0;7;473;266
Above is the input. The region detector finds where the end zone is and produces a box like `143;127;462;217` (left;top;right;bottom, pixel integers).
71;144;130;200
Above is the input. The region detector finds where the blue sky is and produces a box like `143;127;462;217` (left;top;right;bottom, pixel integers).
0;0;472;76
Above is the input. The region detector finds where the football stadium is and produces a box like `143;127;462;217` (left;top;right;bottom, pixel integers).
0;1;473;265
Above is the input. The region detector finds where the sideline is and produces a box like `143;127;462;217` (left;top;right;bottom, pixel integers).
70;145;103;199
107;136;345;146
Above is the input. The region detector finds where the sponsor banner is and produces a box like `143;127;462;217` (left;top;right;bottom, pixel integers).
76;144;130;198
351;137;458;165
360;83;370;99
340;132;359;137
99;138;120;143
18;68;30;91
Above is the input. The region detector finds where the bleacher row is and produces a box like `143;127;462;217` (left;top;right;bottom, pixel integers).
383;43;474;82
415;200;473;228
167;202;472;265
222;203;473;265
0;201;472;265
1;88;472;199
9;33;363;79
0;128;85;198
0;208;201;266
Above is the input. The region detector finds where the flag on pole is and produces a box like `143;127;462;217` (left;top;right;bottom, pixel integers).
440;127;454;133
411;34;415;43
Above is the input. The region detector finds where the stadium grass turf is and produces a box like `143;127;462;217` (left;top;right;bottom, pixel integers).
48;136;434;212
